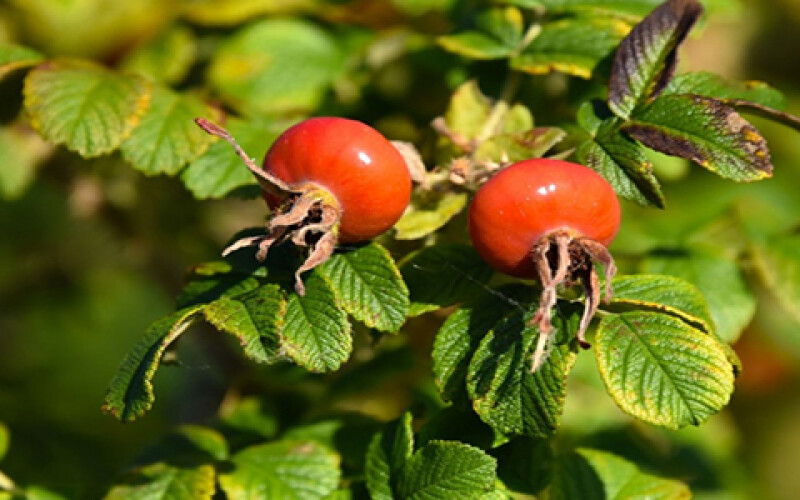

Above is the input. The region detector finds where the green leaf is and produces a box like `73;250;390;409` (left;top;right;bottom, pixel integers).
103;306;203;422
23;60;151;157
511;16;630;79
510;0;665;18
395;192;468;241
550;448;690;499
608;0;704;119
576;114;665;208
219;396;280;439
751;233;800;324
219;440;341;500
208;19;342;116
104;463;216;500
121;25;197;85
176;260;264;310
0;423;8;462
120;86;217;175
180;0;315;26
182;118;280;199
466;304;578;437
204;283;286;363
595;311;735;429
365;413;414;500
282;416;382;474
624;94;772;181
402;244;495;317
605;274;714;334
641;250;755;343
663;71;787;110
134;425;229;465
442;80;494;140
437;7;524;60
0;43;44;79
0;123;52;200
282;272;351;372
432;285;531;401
396;441;497;499
475;127;567;164
317;243;409;332
492;437;553;495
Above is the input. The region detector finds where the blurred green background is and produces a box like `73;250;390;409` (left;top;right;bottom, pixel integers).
2;0;800;498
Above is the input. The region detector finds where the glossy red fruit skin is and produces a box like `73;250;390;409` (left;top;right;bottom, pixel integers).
468;158;621;278
263;117;411;243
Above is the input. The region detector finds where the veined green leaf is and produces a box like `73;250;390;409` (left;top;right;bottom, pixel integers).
104;463;216;500
103;306;204;422
24;60;151;157
624;94;772;181
641;250;755;343
751;233;800;324
394;192;468;241
511;16;630;79
595;311;735;429
663;71;787;110
605;274;714;334
576;112;665;208
204;284;286;363
0;43;44;79
365;413;414;500
121;25;197;85
317;243;409;332
218;440;341;500
401;244;495;317
182;118;282;199
432;285;531;401
396;441;497;500
120;86;218;175
550;448;690;499
282;272;351;372
208;19;342;115
608;0;704;119
438;7;524;60
466;304;578;437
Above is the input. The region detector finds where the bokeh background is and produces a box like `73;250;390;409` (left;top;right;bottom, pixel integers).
1;0;800;498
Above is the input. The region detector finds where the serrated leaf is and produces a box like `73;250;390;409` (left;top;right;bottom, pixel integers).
401;244;495;317
751;233;800;324
204;284;286;363
608;0;704;119
121;25;197;85
394;192;468;241
475;127;567;164
624;94;772;181
208;19;342;116
0;43;44;79
663;71;787;109
104;463;216;500
283;416;382;474
550;448;690;499
432;285;532;401
605;274;714;334
103;306;203;421
282;272;351;372
317;243;409;332
180;0;315;26
218;440;340;500
0;123;52;200
182;118;281;199
396;441;497;500
466;305;578;437
120;86;217;175
595;311;735;429
577;116;665;208
365;413;414;500
641;250;755;343
511;16;630;79
23;60;150;157
438;7;523;60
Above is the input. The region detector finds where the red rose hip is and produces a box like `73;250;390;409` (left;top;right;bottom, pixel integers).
195;117;411;295
468;158;621;371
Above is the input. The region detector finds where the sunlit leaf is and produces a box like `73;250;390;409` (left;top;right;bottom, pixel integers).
120;86;218;175
180;0;316;26
24;60;150;157
663;71;787;109
0;43;44;79
438;7;524;60
595;311;735;429
394;192;468;241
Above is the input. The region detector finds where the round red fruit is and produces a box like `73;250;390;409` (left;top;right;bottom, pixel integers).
263;117;412;243
468;158;620;279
